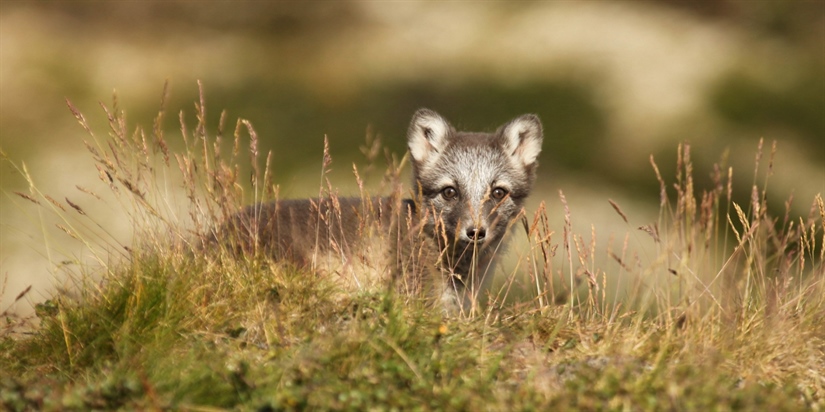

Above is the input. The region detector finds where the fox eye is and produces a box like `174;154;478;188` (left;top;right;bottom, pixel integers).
441;187;458;200
491;187;508;200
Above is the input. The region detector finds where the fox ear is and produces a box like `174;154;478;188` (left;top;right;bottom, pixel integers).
408;108;451;164
501;114;543;166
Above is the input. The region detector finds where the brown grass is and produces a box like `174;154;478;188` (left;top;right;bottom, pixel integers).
1;84;822;410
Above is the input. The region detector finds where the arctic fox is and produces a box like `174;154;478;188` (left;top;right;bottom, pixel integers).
224;109;543;313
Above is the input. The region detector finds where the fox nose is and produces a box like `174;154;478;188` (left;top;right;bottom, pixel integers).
466;227;486;242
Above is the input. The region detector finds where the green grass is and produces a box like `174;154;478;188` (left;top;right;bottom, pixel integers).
1;85;823;411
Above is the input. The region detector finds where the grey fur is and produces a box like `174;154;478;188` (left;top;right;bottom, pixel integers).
222;109;543;314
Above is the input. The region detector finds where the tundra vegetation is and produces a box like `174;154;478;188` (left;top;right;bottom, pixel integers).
1;87;823;411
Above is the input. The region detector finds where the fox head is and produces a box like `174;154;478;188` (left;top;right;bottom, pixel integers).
407;109;543;254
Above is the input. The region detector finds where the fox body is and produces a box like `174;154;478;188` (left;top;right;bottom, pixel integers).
226;109;543;313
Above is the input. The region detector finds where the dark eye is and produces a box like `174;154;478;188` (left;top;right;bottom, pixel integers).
441;187;457;200
491;187;508;200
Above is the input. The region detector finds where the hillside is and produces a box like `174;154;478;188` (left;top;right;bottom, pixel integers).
1;91;823;411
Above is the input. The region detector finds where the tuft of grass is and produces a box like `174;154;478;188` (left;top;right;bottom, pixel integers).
1;83;823;410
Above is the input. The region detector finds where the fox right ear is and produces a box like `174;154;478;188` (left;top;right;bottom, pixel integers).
501;114;543;167
408;109;451;164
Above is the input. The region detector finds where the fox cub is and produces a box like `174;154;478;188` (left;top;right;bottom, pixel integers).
225;109;543;313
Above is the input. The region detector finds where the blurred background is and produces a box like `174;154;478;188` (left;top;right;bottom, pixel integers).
1;1;823;316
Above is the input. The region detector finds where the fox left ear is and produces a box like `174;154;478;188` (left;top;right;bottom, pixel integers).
501;114;543;166
408;108;452;165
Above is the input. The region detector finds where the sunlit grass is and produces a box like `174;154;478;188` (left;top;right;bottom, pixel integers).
1;84;822;410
